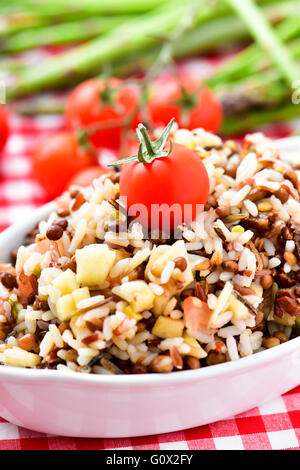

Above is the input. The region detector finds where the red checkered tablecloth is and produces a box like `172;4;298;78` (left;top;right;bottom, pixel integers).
0;46;299;449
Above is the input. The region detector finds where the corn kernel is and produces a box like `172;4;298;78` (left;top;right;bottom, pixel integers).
231;225;245;233
124;305;143;322
257;201;273;212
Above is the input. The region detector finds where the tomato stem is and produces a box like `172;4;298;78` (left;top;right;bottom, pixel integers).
137;124;156;162
108;118;175;167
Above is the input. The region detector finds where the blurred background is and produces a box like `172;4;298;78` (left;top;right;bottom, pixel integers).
0;0;300;230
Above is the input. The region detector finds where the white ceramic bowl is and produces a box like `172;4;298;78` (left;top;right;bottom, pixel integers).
0;163;300;438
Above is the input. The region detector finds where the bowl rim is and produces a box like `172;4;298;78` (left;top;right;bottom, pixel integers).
0;336;299;386
0;171;299;388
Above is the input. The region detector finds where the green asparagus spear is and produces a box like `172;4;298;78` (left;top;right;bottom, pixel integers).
222;102;300;136
224;0;300;85
7;0;219;98
208;10;300;87
0;16;131;52
8;0;297;98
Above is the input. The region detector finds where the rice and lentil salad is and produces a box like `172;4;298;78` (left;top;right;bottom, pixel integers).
0;126;299;374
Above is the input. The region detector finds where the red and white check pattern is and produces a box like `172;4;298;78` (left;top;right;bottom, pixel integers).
0;387;298;450
0;46;299;449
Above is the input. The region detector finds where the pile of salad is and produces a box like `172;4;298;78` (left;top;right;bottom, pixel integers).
0;121;299;374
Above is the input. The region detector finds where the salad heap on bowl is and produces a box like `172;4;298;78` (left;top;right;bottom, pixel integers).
0;123;299;374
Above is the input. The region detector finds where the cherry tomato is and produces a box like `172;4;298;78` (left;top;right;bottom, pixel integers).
148;76;223;134
33;131;96;199
0;105;10;153
119;135;209;230
65;78;140;150
67;165;108;188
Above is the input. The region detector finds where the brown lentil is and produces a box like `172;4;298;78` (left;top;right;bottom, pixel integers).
56;208;70;218
222;260;239;273
184;356;201;369
206;351;226;366
274;188;289;204
260;274;273;290
53;218;68;231
70;188;80;199
174;257;187;272
131;363;148;374
216;206;231;218
150;355;173;373
46;224;64;241
274;331;289;343
247;188;268;202
262;337;280;348
284;168;298;187
0;272;18;289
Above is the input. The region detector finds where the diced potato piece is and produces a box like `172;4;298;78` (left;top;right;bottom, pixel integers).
146;240;193;290
56;293;77;322
113;281;155;313
229;294;250;320
152;294;171;316
76;244;116;287
183;332;207;359
152;316;184;338
73;287;90;307
124;305;143;322
52;269;79;295
2;347;41;368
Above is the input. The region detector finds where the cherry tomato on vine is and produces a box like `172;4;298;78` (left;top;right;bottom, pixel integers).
67;165;108;188
65;78;140;150
147;76;223;134
111;119;209;230
33;131;97;199
0;105;10;153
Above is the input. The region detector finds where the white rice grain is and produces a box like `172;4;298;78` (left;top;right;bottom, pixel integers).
160;261;175;284
226;335;239;361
